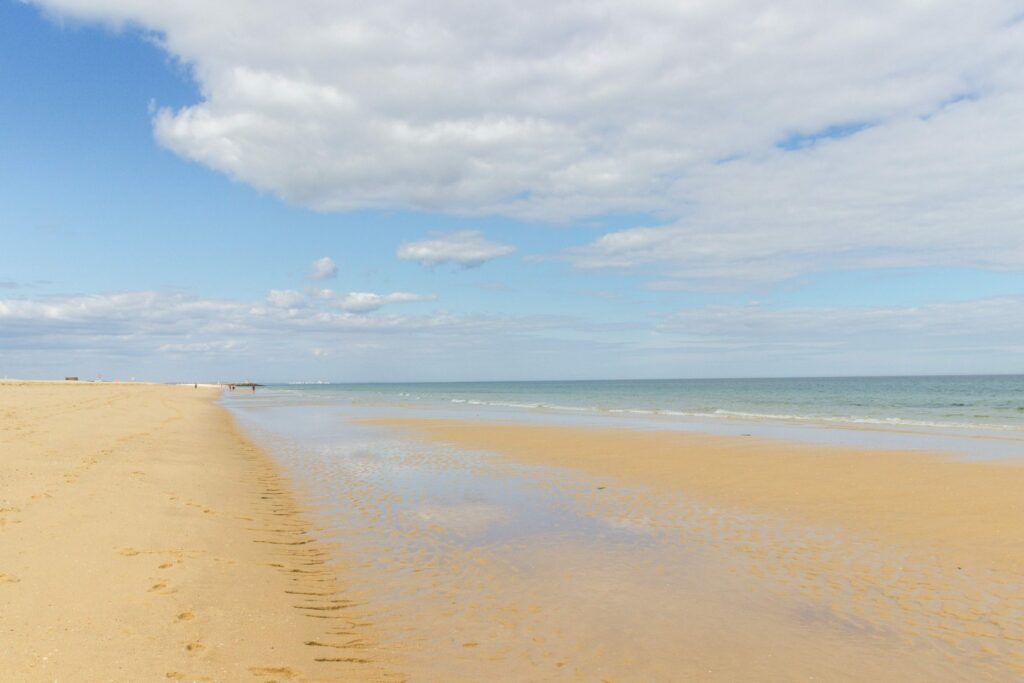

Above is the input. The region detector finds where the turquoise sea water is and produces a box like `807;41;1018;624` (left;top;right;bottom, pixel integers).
270;375;1024;433
220;375;1024;676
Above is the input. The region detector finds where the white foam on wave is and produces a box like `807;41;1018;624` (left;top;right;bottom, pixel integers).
707;409;1024;433
432;397;1024;434
341;388;1024;435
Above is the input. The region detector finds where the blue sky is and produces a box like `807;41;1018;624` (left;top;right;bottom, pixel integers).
2;1;1024;382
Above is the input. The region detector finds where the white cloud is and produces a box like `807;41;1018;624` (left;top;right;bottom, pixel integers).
2;289;1023;378
159;340;244;353
317;289;435;313
657;298;1024;353
397;230;515;267
24;1;1024;285
563;88;1024;286
0;289;597;381
307;256;338;280
266;289;306;308
0;289;437;345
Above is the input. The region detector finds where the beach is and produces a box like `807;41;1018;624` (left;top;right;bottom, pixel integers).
226;384;1024;681
0;381;393;682
377;418;1024;573
8;1;1023;679
5;380;1024;680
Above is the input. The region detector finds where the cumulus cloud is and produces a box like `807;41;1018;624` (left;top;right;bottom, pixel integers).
397;230;515;268
316;289;435;313
563;89;1024;286
24;1;1024;285
307;256;338;281
0;288;437;346
0;289;596;381
266;289;307;308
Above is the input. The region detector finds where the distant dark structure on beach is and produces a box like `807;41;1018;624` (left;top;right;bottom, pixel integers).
227;382;263;392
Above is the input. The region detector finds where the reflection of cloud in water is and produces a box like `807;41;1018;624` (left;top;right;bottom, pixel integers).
600;515;658;535
320;446;412;479
320;448;385;478
415;502;510;535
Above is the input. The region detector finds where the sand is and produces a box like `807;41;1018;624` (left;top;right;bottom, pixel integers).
0;382;395;682
363;417;1024;678
7;382;1024;680
376;418;1024;574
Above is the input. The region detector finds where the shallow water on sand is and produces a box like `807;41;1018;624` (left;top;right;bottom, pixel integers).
226;396;1024;681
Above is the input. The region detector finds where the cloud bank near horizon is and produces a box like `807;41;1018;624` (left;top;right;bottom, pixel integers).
3;289;1023;381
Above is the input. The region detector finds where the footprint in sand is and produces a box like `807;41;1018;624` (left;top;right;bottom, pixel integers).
0;573;21;584
176;610;195;622
249;666;296;680
185;640;205;653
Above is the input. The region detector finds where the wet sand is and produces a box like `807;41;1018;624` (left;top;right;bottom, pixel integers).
364;416;1024;679
377;418;1024;573
0;382;393;682
9;380;1022;680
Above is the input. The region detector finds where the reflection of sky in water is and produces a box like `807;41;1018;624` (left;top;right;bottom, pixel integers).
226;401;659;551
226;388;1024;461
222;393;1024;681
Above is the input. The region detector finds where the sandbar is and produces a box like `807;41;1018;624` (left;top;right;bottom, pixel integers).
374;417;1024;574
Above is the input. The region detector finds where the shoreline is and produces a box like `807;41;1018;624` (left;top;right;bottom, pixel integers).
0;381;394;681
298;393;1024;462
226;397;1024;679
372;416;1024;574
7;381;1024;678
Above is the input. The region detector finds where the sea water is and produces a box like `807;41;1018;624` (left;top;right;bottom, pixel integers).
271;375;1024;432
220;376;1024;679
242;375;1024;459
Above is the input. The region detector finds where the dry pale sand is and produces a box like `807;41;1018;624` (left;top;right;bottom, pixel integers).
376;418;1024;574
0;382;396;682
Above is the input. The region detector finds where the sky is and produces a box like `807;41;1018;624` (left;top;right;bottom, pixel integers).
2;0;1024;382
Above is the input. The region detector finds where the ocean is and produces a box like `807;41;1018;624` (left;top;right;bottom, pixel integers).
267;374;1024;431
218;373;1024;677
220;374;1024;460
